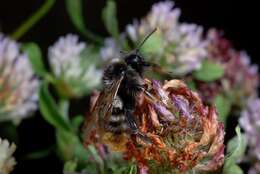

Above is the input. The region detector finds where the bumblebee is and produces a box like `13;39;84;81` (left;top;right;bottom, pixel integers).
84;29;169;148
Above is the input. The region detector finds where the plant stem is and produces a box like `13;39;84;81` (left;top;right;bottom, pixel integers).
11;0;55;40
58;99;69;121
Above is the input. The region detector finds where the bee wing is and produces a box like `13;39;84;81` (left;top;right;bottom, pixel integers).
96;76;123;128
141;85;173;108
139;85;160;104
83;76;123;142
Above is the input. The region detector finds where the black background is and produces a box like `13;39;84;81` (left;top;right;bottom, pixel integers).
0;0;259;173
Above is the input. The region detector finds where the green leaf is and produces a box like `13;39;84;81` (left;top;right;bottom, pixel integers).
65;0;84;32
58;99;69;120
140;33;163;55
56;130;91;163
63;160;77;173
71;115;84;132
226;127;247;163
65;0;103;44
193;60;225;82
102;0;119;39
56;130;77;161
39;82;71;132
75;142;105;173
223;126;246;173
223;164;243;174
56;129;98;165
214;94;231;125
22;42;47;76
187;81;197;91
88;145;104;168
128;165;138;174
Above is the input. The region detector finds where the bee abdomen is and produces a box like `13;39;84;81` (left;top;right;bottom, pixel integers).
107;114;128;134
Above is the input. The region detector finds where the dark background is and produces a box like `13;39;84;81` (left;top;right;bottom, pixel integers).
0;0;259;173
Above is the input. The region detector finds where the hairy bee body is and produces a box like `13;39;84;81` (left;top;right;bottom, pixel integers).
83;29;163;144
103;61;144;134
107;96;127;134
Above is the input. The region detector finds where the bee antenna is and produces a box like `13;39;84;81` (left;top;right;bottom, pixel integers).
135;28;157;53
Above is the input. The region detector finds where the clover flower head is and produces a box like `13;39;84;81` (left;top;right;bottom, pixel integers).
0;138;16;174
48;34;102;97
239;98;260;172
235;51;259;97
172;23;207;75
87;79;225;173
197;29;259;106
147;1;181;32
0;34;39;123
248;162;260;174
48;34;86;76
207;29;259;80
239;97;260;174
100;38;121;61
126;1;180;42
125;1;207;75
100;1;206;76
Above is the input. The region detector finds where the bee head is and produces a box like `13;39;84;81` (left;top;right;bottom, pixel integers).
124;52;149;74
122;28;157;75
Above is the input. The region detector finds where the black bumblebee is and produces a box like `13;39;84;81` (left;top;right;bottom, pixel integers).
84;29;170;143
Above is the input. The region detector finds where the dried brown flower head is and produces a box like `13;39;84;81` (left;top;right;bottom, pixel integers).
84;79;225;173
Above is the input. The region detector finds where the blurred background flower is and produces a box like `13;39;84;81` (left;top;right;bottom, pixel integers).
190;29;259;123
126;1;207;76
0;34;39;123
0;137;16;174
100;38;121;62
195;29;259;105
48;34;102;98
239;98;260;174
101;1;207;76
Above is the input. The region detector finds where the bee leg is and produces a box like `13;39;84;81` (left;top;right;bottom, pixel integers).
125;109;139;133
125;109;151;144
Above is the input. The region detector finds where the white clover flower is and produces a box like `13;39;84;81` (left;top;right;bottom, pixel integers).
101;1;207;76
145;1;181;33
48;34;102;97
0;138;16;174
100;38;121;61
48;34;86;76
132;1;207;75
239;98;260;160
0;34;39;123
172;23;207;74
239;98;260;174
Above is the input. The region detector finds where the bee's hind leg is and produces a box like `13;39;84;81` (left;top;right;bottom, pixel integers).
125;109;151;144
125;109;138;133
